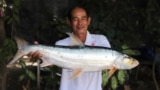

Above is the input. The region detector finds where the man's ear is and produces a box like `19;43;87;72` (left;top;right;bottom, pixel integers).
67;18;71;26
88;17;91;25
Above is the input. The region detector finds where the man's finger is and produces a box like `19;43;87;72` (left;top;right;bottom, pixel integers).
27;51;33;57
32;51;42;58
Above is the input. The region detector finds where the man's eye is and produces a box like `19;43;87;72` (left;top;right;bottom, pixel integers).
73;19;78;21
72;18;78;21
82;18;87;20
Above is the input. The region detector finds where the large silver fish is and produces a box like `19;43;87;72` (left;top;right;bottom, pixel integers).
7;34;139;78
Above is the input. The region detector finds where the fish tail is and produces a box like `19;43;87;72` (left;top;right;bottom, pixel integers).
7;49;26;67
7;37;28;67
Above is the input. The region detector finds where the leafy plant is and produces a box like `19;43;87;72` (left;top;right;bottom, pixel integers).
18;60;36;81
0;38;16;64
0;38;17;90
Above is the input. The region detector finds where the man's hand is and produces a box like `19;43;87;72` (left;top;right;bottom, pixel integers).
27;41;42;59
27;51;42;59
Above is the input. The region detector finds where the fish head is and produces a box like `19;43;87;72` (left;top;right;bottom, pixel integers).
115;55;139;69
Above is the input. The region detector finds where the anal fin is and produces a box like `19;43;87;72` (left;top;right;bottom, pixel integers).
108;66;117;79
70;69;82;79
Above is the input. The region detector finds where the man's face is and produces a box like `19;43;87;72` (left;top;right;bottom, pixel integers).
69;7;91;35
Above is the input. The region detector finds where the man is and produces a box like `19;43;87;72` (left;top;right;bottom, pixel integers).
56;6;111;90
28;6;111;90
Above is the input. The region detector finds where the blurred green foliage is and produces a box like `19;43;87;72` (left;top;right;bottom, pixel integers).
0;38;16;64
18;61;36;81
82;0;160;49
0;38;17;89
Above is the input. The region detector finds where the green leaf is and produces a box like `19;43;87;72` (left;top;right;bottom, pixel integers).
19;60;26;68
111;76;118;90
122;49;141;56
117;70;126;85
102;71;109;87
121;44;130;49
26;70;36;80
19;74;25;81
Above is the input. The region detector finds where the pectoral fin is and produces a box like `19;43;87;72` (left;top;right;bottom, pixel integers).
70;69;82;79
108;66;117;79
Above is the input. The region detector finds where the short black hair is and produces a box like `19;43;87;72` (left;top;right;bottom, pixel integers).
67;5;90;21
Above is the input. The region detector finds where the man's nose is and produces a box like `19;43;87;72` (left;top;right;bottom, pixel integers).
78;20;82;25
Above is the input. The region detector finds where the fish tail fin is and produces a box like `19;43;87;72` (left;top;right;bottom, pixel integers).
7;36;29;68
66;32;84;46
7;49;26;67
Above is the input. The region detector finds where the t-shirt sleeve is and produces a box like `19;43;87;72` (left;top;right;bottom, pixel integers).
101;35;111;48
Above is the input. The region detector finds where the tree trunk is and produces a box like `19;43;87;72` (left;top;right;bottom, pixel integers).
0;18;7;90
0;18;6;46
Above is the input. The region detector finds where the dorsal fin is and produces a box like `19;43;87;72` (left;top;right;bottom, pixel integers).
66;32;84;46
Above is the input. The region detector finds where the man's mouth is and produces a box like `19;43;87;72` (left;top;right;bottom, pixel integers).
77;26;84;30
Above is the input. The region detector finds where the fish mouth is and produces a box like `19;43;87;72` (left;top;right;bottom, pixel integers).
133;60;139;66
129;59;139;68
123;57;139;68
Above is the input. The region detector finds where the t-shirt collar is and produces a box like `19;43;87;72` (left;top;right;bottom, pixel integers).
84;31;94;46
